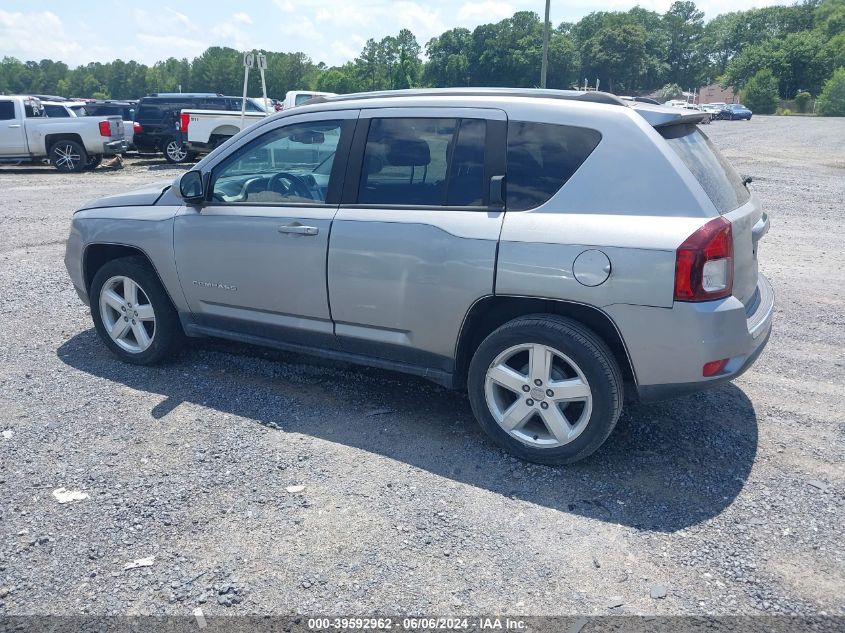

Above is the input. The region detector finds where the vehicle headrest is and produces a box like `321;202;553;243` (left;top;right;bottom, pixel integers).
387;137;430;167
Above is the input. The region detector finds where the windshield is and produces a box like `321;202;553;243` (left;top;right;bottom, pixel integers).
661;124;750;214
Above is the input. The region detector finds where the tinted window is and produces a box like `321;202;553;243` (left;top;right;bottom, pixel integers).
43;104;71;117
295;93;315;106
0;101;16;120
506;121;601;211
358;118;487;207
211;120;342;205
661;124;749;214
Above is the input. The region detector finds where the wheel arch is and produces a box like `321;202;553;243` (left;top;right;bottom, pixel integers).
83;243;179;310
44;133;84;153
454;295;637;392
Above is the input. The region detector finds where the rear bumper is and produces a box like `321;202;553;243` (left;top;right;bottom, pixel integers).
102;139;128;155
606;273;774;402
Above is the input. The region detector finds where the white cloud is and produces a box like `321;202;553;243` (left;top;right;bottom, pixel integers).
135;33;207;59
457;1;513;23
211;22;252;52
232;12;253;25
164;8;196;32
274;0;296;12
0;10;87;65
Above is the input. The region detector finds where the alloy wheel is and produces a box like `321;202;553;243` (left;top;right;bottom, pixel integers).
98;276;156;353
165;140;188;162
484;343;593;448
54;144;82;170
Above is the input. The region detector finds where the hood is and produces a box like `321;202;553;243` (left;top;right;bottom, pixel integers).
77;181;172;211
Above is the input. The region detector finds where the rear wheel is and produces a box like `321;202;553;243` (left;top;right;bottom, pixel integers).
90;256;183;365
162;137;188;164
468;315;623;465
50;140;87;173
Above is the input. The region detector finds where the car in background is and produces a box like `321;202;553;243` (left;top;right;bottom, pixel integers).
725;103;753;120
179;98;269;156
280;90;336;110
681;103;711;124
0;95;125;171
133;93;267;163
85;100;138;147
41;100;88;118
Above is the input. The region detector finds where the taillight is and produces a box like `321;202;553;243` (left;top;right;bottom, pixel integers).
703;358;729;377
133;121;143;134
180;112;190;133
674;216;733;302
98;120;111;137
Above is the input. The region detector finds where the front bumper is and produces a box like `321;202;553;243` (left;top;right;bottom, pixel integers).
102;139;128;155
606;273;775;402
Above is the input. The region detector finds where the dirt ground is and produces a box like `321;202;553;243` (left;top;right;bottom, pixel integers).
0;116;842;618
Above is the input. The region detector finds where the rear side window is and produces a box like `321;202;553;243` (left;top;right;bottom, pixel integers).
0;101;17;120
358;117;487;207
295;93;315;106
506;121;601;211
661;125;749;214
44;105;71;117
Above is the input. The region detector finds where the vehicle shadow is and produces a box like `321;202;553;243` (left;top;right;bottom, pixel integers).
57;330;759;532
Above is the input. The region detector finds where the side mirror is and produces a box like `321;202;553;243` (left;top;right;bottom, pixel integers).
179;170;204;204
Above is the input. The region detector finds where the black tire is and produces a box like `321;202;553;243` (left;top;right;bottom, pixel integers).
467;315;623;465
50;140;88;173
161;137;188;164
90;256;183;365
85;155;103;170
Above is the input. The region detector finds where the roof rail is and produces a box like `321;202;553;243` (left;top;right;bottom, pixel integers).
305;88;627;107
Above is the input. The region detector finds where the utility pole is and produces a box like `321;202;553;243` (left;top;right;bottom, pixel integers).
540;0;550;88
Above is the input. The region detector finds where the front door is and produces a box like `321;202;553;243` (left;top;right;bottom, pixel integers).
328;108;507;371
174;111;357;340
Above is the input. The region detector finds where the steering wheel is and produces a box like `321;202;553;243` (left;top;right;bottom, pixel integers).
268;172;314;200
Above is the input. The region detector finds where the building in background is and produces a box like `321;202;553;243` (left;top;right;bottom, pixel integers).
698;83;737;104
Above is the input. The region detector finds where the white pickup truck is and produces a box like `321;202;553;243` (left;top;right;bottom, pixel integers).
0;96;127;172
179;97;269;156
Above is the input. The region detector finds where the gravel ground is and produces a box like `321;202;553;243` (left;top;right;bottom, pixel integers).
0;117;842;618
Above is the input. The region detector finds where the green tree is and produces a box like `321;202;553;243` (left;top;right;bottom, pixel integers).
663;1;706;88
742;68;779;113
817;66;845;115
795;90;812;111
656;82;684;101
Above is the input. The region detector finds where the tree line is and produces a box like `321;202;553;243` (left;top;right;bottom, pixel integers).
1;0;843;107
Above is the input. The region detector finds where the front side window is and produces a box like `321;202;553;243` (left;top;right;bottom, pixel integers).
506;121;602;211
358;117;487;207
211;119;342;205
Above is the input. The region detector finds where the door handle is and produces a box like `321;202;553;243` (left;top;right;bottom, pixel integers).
8;124;21;128
278;223;319;236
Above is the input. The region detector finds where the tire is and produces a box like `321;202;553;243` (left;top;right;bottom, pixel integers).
467;315;623;465
85;155;102;170
90;256;183;365
50;140;88;173
161;137;188;164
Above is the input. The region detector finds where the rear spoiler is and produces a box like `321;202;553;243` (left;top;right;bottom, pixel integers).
628;102;708;128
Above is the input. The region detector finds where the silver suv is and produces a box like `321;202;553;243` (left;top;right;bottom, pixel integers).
64;89;774;464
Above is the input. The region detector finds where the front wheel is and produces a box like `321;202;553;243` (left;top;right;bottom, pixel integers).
468;315;623;465
162;137;189;164
90;256;183;365
50;140;88;173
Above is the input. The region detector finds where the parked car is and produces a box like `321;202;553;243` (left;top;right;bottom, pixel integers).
280;90;336;110
725;103;753;120
133;93;266;163
0;95;126;171
178;97;269;155
64;88;773;465
41;100;89;118
85;100;137;147
681;103;711;124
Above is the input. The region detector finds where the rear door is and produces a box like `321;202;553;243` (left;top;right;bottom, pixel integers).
0;99;27;155
328;107;506;370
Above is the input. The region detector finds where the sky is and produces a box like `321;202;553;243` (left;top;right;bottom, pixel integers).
1;0;785;68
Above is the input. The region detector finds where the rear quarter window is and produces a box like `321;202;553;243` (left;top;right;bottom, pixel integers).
661;124;750;214
506;121;601;211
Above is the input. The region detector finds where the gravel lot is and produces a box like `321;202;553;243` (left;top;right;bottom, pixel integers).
0;117;842;618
